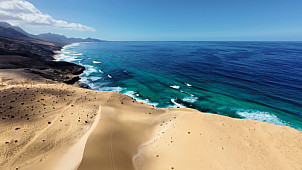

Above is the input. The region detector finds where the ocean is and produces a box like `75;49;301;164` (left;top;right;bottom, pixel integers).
57;41;302;131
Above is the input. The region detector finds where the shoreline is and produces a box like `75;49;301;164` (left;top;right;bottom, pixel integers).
57;42;302;130
55;43;92;89
0;43;301;169
56;44;302;169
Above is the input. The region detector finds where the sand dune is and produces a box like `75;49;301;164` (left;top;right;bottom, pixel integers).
0;70;302;170
134;111;302;170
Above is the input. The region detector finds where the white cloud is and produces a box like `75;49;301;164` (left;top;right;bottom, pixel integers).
0;0;95;31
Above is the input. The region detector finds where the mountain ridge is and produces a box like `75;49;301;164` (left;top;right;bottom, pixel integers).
0;22;103;45
36;33;103;45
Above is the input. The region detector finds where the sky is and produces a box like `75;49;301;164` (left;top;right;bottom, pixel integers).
1;0;302;41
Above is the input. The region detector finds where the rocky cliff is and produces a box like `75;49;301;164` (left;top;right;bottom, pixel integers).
0;26;85;84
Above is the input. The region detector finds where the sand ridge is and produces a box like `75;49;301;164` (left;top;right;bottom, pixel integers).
0;70;105;169
0;84;92;169
134;111;302;170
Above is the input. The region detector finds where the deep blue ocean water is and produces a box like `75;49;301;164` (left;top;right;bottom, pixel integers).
57;41;302;131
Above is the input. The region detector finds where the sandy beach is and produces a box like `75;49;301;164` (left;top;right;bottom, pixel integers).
1;0;302;169
0;68;301;170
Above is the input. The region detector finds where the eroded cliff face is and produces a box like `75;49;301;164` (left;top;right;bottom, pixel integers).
0;37;58;60
29;61;85;84
0;36;84;84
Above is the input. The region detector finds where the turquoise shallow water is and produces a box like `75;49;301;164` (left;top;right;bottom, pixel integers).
57;41;302;131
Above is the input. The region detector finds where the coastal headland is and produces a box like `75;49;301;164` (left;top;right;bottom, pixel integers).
0;37;301;169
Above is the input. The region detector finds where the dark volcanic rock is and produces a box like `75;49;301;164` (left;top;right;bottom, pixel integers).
0;37;57;60
0;36;84;84
28;61;85;84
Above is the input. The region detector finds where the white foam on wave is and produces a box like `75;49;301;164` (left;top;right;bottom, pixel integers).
93;61;101;64
124;91;136;96
80;77;111;90
170;85;180;89
78;77;95;89
186;83;192;87
169;99;185;108
90;76;102;81
124;91;158;107
236;110;288;126
108;74;112;79
56;53;82;62
60;43;80;55
182;96;198;103
99;86;123;92
73;53;83;56
63;43;80;49
180;90;194;97
97;89;158;107
81;65;98;76
80;76;89;84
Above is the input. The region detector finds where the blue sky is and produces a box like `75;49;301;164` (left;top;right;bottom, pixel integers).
2;0;302;41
